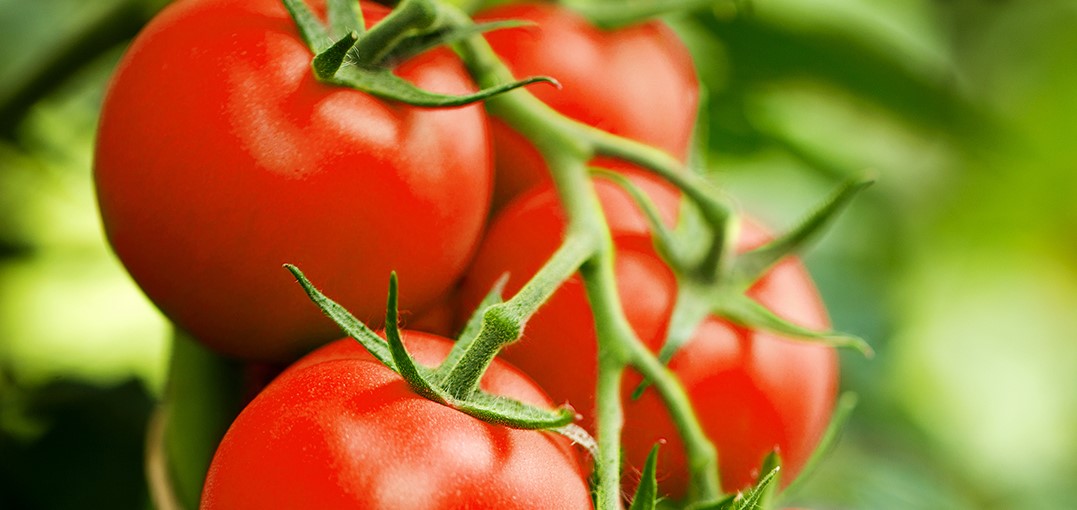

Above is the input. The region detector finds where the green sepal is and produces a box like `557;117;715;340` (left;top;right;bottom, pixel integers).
629;444;662;510
437;274;508;380
454;390;576;430
326;0;363;38
733;464;780;510
694;464;780;510
714;292;874;357
282;0;332;52
385;20;536;67
287;265;574;431
753;451;782;510
383;272;447;403
654;172;737;284
729;176;874;288
285;0;556;107
780;393;858;500
312;31;359;80
284;264;395;370
328;65;557;107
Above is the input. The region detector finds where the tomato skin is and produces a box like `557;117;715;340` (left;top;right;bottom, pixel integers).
94;0;492;360
456;180;838;497
477;3;699;209
201;332;593;510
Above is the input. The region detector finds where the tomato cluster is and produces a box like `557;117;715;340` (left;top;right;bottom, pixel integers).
457;178;838;497
94;0;841;507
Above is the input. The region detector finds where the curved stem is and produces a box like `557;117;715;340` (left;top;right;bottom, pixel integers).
449;4;723;505
623;340;722;501
585;128;737;282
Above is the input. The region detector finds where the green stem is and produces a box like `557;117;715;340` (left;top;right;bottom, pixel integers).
438;231;597;399
162;329;243;509
579;254;632;510
449;4;723;505
586;129;737;282
623;338;722;502
353;0;440;68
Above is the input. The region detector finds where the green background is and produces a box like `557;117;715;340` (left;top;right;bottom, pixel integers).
2;0;1075;508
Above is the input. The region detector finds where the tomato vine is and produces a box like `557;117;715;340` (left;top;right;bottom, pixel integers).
119;0;874;508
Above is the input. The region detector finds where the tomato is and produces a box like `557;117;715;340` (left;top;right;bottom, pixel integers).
94;0;492;360
456;178;838;498
201;331;593;509
403;295;456;338
477;3;699;209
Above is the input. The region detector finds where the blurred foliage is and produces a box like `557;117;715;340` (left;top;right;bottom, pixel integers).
1;0;1075;508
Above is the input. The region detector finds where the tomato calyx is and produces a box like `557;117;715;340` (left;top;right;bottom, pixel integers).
283;0;557;107
644;175;877;372
702;459;781;510
284;264;587;434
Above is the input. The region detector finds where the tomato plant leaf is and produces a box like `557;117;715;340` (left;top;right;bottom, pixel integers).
284;264;396;370
714;292;873;356
728;174;874;288
628;444;661;510
326;0;363;38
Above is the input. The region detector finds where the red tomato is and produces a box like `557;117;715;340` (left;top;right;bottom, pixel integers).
456;179;838;498
201;332;593;509
94;0;492;360
404;295;456;338
477;3;699;209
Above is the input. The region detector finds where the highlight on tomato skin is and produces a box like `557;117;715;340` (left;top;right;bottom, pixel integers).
93;0;493;362
476;1;699;211
201;331;594;510
456;177;839;499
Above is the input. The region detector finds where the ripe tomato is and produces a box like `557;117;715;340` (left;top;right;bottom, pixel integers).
477;3;699;209
456;178;838;498
201;331;593;509
94;0;492;360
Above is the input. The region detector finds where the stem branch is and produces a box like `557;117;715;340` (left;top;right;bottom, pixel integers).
447;4;725;505
439;231;597;399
